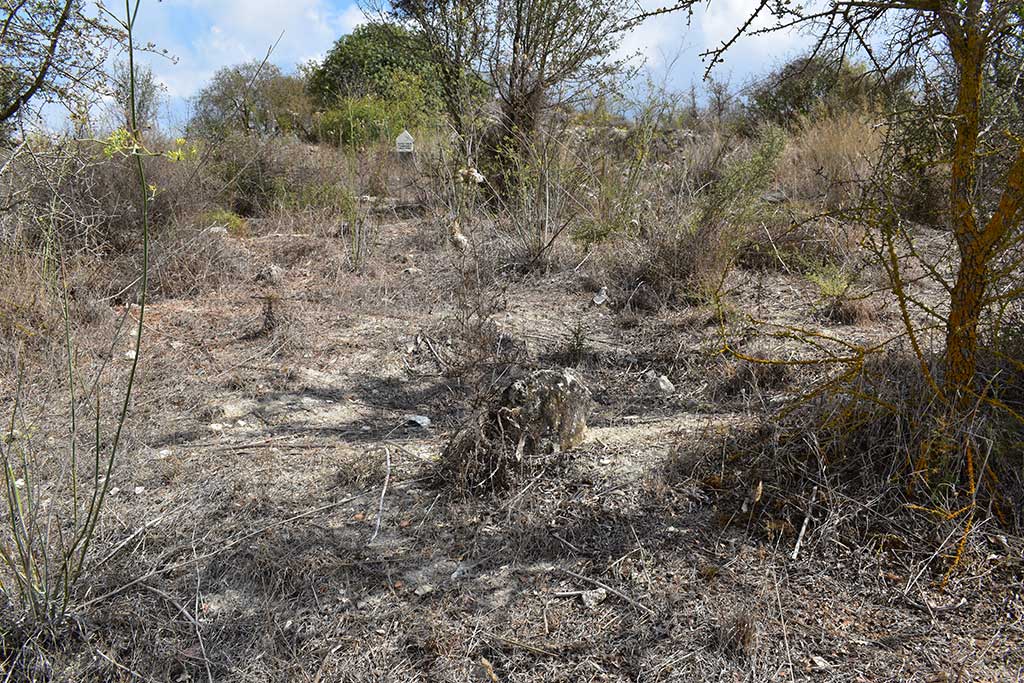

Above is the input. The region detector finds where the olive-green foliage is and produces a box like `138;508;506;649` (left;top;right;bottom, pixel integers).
702;125;786;224
314;69;436;147
666;126;786;301
572;125;653;246
807;263;853;299
201;208;248;237
743;56;910;130
306;23;439;107
316;97;400;147
274;180;356;219
190;61;314;138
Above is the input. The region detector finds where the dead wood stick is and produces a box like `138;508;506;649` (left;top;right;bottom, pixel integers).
559;568;656;616
483;632;557;657
790;485;818;561
371;447;392;542
92;515;163;570
903;594;967;615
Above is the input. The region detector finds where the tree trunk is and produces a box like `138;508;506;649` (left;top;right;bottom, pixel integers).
943;21;985;403
945;244;987;400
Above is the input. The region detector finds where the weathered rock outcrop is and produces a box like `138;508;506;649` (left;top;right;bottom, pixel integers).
437;368;592;493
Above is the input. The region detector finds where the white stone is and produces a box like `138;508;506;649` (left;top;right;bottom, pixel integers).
581;588;607;609
405;415;431;429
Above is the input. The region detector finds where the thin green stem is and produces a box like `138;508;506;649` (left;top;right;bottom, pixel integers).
67;0;148;606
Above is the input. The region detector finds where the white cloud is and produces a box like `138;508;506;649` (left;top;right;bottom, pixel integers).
133;0;359;99
337;4;367;34
621;0;809;91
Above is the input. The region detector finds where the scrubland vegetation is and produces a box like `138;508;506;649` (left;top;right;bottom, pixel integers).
0;0;1022;680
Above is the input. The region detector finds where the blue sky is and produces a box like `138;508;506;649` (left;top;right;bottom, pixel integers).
127;0;808;129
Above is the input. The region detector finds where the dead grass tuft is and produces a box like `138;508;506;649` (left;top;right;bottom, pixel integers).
737;217;864;273
716;610;758;658
777;112;882;211
714;356;794;401
436;369;590;494
0;254;60;350
147;227;250;299
820;295;878;325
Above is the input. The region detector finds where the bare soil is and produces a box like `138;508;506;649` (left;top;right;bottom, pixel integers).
6;217;1023;681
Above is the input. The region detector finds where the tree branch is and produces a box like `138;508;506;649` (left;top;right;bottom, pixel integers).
0;0;76;125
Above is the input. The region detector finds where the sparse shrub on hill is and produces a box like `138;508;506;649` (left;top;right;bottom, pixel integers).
496;130;587;271
742;56;911;132
592;125;786;305
201;208;248;236
190;61;314;139
4;135;201;252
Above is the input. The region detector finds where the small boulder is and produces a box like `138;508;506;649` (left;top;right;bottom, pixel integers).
581;588;608;609
644;370;675;395
405;414;432;429
437;368;592;493
254;264;284;286
499;368;591;452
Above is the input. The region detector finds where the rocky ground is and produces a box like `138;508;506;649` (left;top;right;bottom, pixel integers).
5;215;1023;681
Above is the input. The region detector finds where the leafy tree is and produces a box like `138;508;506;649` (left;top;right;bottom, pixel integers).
392;0;630;183
189;61;313;138
388;0;492;142
263;70;316;137
306;23;438;106
743;55;912;129
109;60;163;135
488;0;630;147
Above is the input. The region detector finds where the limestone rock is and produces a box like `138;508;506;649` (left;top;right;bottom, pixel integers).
437;368;592;492
254;264;284;286
499;368;592;452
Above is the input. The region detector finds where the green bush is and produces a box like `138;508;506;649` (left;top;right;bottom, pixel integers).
201;208;248;236
313;65;439;148
316;97;399;147
742;56;912;131
306;23;438;105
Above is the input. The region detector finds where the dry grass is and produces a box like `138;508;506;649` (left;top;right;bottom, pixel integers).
0;251;60;351
778;112;883;212
1;104;1023;681
737;216;865;272
820;294;878;324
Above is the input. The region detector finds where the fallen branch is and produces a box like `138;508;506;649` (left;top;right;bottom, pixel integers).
482;631;558;657
790;485;818;561
558;568;656;616
371;447;392;542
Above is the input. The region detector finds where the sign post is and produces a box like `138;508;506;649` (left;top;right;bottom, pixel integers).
396;129;415;161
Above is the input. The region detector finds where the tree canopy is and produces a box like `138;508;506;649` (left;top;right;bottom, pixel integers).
189;61;312;138
305;23;438;106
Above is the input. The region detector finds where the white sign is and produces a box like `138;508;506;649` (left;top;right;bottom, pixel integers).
396;129;415;153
